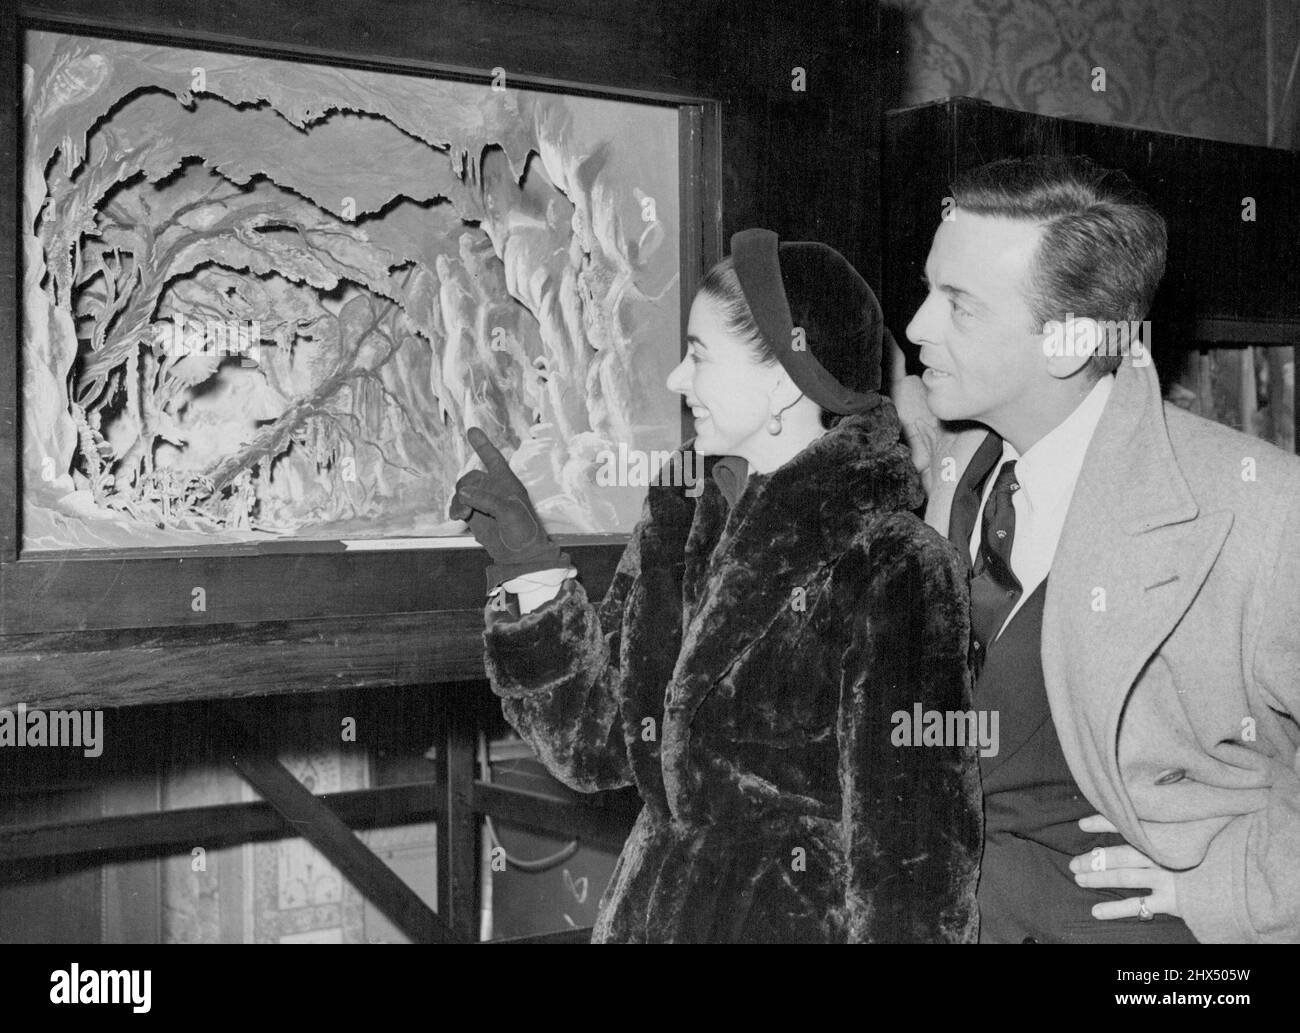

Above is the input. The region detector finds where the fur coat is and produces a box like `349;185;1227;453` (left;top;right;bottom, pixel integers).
482;400;982;942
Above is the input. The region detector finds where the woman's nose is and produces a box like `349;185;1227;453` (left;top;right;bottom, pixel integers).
665;356;691;393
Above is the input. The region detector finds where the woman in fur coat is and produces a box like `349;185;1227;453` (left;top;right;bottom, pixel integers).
450;229;982;943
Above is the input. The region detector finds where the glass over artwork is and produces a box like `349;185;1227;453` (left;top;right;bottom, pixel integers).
21;30;682;551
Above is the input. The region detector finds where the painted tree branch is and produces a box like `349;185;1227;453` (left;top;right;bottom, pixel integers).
199;309;392;494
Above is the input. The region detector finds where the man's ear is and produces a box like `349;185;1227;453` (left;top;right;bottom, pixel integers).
1042;315;1099;380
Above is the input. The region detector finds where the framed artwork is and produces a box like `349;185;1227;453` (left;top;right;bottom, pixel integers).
0;0;881;704
22;29;684;554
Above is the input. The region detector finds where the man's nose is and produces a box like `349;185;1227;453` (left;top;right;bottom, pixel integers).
666;356;691;393
905;292;942;346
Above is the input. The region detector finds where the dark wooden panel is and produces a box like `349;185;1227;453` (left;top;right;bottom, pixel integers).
0;550;622;708
0;546;617;709
438;686;479;943
0;540;619;636
0;782;439;865
0;611;490;709
883;97;1300;365
0;7;17;567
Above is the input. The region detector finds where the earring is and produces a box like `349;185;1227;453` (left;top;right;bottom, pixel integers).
766;413;783;435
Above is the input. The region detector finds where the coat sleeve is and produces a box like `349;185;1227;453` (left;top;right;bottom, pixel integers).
480;488;687;795
1175;492;1300;943
835;519;983;943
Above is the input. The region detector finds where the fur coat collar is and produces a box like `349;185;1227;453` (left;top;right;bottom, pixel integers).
656;397;927;817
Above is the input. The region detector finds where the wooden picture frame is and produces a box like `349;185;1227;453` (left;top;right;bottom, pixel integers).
0;0;881;707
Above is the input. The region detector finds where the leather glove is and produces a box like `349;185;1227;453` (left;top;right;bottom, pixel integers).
448;427;569;593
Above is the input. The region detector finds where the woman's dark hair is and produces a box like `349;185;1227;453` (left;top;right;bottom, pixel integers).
698;255;872;430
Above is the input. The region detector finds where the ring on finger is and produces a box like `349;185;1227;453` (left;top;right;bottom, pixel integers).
1137;897;1154;922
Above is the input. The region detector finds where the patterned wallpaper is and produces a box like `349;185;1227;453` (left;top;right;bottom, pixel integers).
160;750;375;944
885;0;1300;148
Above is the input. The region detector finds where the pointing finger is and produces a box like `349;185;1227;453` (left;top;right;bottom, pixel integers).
466;427;513;478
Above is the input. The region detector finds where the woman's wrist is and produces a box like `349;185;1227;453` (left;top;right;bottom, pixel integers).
495;565;578;613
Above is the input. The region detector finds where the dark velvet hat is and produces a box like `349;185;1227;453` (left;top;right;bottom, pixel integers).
730;228;884;413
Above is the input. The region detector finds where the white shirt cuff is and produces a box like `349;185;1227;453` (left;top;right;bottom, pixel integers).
492;566;577;614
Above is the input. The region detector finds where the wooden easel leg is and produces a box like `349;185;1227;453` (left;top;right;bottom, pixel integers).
218;704;452;945
436;686;480;943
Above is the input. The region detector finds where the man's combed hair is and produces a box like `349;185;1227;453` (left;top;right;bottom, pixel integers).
951;155;1168;377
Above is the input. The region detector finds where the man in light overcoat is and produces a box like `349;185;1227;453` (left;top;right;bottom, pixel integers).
893;155;1300;943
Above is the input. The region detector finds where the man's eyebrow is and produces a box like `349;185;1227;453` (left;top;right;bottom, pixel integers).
920;272;978;303
685;335;709;349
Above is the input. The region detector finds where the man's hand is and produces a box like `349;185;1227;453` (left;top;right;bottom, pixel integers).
449;427;568;591
888;333;941;476
1070;814;1182;920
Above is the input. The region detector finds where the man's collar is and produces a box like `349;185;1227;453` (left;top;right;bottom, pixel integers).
1004;374;1114;512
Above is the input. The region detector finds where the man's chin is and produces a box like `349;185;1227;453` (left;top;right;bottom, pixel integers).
921;388;964;423
924;384;984;425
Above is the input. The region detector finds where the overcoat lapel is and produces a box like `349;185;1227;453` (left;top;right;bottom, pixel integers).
1041;358;1233;853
